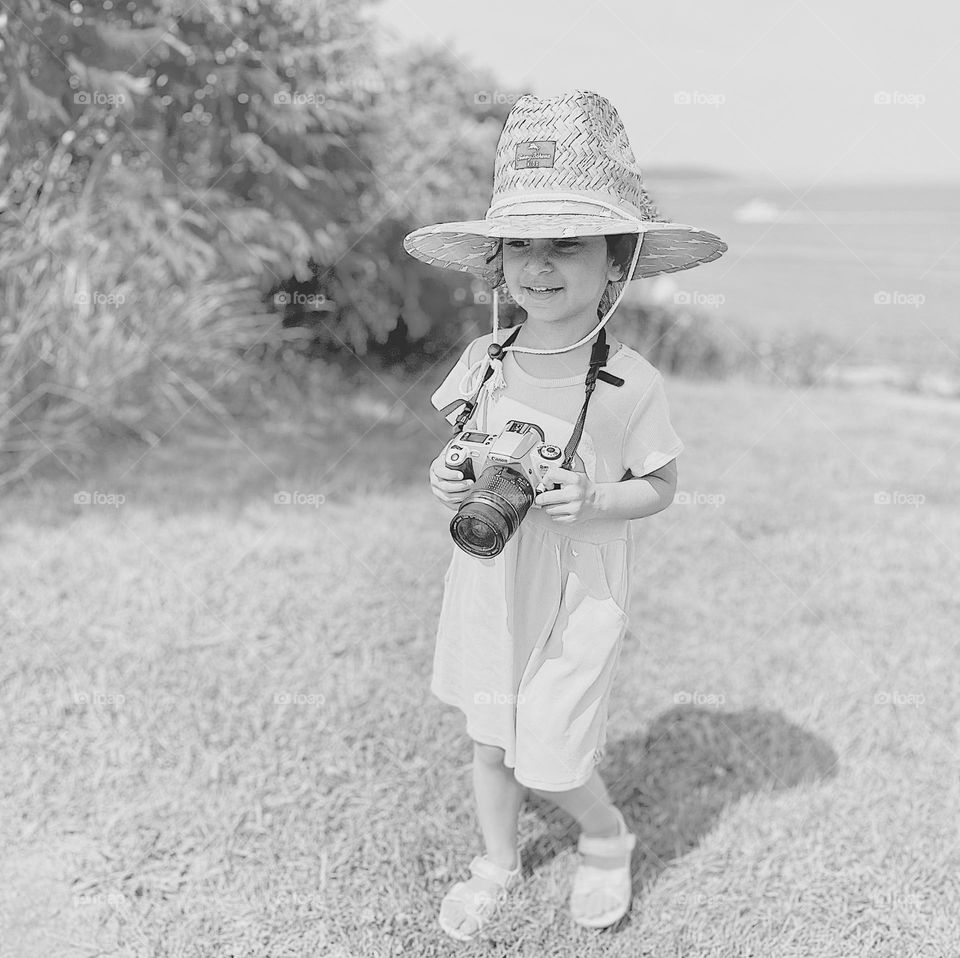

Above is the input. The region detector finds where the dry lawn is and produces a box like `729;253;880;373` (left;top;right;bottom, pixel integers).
2;370;958;957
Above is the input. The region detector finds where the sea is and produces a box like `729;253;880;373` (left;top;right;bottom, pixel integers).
636;174;960;389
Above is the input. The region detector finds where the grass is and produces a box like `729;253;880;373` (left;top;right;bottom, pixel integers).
2;365;959;957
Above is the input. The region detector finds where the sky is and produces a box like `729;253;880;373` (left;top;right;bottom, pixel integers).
371;0;960;187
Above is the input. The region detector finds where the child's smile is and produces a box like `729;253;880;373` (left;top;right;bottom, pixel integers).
522;284;563;300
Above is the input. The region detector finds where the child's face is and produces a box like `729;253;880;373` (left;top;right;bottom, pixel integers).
501;236;621;326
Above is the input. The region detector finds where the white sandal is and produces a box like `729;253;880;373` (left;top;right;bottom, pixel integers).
570;806;637;929
438;853;523;941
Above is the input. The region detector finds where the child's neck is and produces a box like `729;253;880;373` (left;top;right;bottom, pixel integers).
510;317;618;380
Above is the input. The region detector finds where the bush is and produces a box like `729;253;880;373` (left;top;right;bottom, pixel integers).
0;149;288;486
609;302;757;379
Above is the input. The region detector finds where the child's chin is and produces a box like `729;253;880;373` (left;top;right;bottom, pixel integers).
523;302;567;315
518;296;564;311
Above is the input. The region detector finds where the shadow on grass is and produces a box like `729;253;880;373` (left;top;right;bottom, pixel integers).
524;705;838;897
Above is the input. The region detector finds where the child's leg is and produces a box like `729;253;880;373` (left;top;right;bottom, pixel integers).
440;741;526;938
534;769;636;928
530;769;633;925
530;768;621;843
472;742;527;869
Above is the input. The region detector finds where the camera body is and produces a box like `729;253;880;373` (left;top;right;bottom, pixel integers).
443;420;563;502
442;420;566;557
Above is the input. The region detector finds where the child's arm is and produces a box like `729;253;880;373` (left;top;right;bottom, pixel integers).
590;458;677;521
537;369;683;524
536;459;678;523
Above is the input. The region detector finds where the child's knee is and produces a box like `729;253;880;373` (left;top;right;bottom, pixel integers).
473;740;506;767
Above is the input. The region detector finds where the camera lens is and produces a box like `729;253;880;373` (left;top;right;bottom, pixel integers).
450;464;535;557
451;506;505;556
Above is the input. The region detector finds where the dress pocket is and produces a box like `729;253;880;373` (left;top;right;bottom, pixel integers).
589;541;629;622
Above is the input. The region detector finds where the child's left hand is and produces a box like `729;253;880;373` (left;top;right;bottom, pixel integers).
534;467;601;524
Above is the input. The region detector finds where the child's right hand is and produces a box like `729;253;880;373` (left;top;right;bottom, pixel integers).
429;451;475;512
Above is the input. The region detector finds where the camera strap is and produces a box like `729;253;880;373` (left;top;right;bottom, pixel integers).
452;324;625;472
561;325;612;470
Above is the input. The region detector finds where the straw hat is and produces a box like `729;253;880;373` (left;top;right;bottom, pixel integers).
403;90;727;327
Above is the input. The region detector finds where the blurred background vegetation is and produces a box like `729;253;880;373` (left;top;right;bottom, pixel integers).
0;0;788;487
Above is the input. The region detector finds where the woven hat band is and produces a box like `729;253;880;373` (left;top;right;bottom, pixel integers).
486;190;650;225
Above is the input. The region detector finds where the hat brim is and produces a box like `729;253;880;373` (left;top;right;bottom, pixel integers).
403;216;727;283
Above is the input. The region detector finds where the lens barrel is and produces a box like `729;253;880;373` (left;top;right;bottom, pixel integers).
450;464;535;557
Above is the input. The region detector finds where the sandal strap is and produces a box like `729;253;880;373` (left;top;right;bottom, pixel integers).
578;830;636;857
577;808;636;858
468;854;521;888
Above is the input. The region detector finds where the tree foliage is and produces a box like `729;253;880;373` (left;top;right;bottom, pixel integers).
1;0;514;349
0;0;524;479
2;0;382;284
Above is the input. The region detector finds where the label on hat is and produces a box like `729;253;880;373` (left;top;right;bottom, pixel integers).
515;140;556;169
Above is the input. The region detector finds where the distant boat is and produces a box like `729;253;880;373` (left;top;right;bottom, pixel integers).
641;275;679;305
733;198;784;223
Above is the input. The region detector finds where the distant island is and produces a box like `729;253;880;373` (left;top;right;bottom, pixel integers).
642;165;742;181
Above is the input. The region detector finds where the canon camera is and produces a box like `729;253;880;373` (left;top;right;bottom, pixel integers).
442;420;565;558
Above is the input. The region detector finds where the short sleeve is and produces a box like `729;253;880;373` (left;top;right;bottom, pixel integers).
621;372;684;477
429;338;484;426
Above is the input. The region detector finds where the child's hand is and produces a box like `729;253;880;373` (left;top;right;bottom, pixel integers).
429;451;475;512
534;466;601;524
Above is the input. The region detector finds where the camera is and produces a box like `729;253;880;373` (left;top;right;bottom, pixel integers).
442;420;564;557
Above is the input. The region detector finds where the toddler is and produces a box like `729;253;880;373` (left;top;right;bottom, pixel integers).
403;90;726;940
